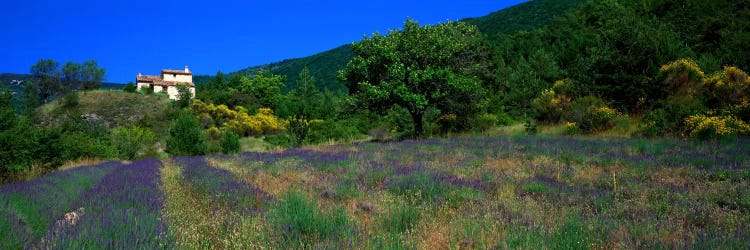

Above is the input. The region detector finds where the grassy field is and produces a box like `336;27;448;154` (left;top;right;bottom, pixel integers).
1;135;749;249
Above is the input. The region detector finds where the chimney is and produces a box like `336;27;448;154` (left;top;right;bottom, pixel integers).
184;66;190;73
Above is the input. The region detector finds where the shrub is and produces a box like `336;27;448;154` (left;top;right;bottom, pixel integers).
56;131;117;162
564;96;619;134
641;96;708;136
532;89;565;124
123;83;137;93
175;85;193;108
219;129;241;154
524;120;538;135
638;108;668;137
264;133;295;149
564;121;582;135
166;111;207;156
685;115;750;140
0;114;38;174
61;92;79;109
307;119;363;144
190;100;287;136
475;113;499;132
287;117;313;146
532;80;574;124
110;126;157;160
436;113;460;134
658;58;705;97
703;66;749;110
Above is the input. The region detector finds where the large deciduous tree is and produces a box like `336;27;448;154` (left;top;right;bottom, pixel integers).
80;60;105;90
339;19;493;138
30;59;61;103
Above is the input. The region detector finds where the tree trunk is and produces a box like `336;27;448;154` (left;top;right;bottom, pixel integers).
410;111;424;139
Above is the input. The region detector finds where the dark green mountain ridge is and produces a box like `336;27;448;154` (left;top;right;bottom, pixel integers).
194;0;587;91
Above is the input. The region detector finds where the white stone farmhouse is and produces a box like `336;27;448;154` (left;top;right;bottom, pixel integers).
135;66;195;100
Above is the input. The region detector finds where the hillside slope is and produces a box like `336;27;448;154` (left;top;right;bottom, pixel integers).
42;90;172;133
462;0;585;36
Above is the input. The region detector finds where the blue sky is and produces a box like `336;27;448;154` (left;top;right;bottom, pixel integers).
1;0;526;83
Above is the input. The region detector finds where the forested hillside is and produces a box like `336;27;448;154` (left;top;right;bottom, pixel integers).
462;0;586;36
194;0;584;92
491;0;750;115
194;45;353;92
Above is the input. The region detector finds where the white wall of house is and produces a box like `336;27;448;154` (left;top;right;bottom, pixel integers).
163;74;192;83
136;82;150;90
154;85;165;93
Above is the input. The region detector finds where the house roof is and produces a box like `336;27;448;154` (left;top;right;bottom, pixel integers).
136;75;160;82
161;69;192;75
136;75;194;87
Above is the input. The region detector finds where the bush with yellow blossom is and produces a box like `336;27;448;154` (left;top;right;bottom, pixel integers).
190;100;287;136
685;115;750;140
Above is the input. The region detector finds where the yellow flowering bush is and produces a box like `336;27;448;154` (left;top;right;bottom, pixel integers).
685;115;750;140
532;88;568;124
287;116;325;145
564;121;581;135
565;96;621;134
703;66;749;109
659;58;705;97
190;100;287;136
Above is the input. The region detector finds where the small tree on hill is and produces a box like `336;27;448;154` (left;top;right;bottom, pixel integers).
123;82;137;93
166;111;207;156
176;85;193;108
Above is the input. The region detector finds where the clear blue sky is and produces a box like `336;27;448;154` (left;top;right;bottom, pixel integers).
1;0;526;83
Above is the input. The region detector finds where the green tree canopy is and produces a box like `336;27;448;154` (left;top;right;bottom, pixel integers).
235;72;285;111
339;19;493;137
30;59;61;103
288;67;323;119
31;59;106;103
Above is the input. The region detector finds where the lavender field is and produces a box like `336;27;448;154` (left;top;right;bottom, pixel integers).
2;135;749;249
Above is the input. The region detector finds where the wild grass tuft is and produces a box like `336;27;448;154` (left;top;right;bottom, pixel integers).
269;190;353;247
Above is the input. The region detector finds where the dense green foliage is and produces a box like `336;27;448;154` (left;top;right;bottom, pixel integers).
463;0;586;37
166;111;208;156
29;59;106;103
340;19;493;137
193;0;750;139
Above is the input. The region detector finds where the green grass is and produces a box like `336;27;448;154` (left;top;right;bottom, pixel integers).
269;190;353;247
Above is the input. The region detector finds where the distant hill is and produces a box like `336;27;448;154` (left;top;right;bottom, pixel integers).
194;45;352;92
195;0;585;92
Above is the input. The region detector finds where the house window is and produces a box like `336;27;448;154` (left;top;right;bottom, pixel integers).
173;74;176;78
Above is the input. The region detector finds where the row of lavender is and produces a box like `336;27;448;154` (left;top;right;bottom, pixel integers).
0;159;170;249
0;161;122;249
40;158;170;248
173;156;271;215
